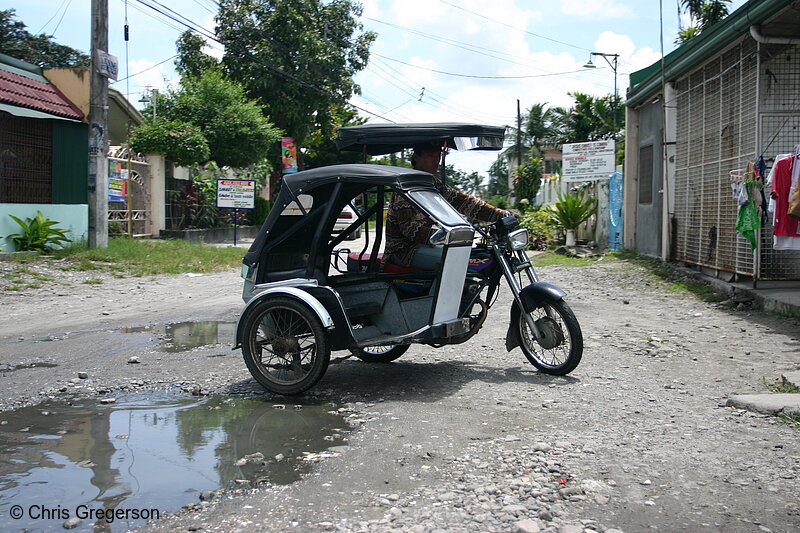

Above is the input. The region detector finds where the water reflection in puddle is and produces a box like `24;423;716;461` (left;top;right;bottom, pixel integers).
120;321;235;352
0;394;349;532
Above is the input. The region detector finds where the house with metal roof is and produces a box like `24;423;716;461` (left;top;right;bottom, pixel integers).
624;0;800;284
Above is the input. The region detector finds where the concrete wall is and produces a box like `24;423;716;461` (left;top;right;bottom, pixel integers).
0;204;88;251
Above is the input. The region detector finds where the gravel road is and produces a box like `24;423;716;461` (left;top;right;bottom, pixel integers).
1;255;799;533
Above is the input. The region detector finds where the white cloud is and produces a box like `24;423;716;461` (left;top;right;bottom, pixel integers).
560;0;634;18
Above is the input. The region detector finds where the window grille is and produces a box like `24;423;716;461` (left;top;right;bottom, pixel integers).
0;114;52;203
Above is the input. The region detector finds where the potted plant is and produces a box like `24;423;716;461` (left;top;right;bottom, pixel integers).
546;190;597;246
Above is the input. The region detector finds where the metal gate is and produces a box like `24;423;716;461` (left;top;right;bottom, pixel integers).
107;148;151;236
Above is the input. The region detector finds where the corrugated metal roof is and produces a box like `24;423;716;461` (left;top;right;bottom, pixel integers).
0;65;83;120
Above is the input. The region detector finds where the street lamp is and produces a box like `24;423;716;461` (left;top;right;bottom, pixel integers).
584;52;620;160
138;87;158;121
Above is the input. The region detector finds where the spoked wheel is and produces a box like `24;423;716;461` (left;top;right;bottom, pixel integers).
518;299;582;375
241;297;330;395
350;344;410;363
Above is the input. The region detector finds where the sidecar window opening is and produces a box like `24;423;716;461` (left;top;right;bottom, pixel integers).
279;193;314;215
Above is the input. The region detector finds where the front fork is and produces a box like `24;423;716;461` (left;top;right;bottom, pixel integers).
494;246;543;340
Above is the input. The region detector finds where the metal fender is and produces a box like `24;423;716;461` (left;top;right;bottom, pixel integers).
505;282;566;352
234;286;334;348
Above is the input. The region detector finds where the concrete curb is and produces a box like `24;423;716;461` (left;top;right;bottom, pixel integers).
726;371;800;416
726;394;800;416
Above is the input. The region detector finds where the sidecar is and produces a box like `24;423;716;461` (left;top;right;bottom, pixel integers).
235;123;506;394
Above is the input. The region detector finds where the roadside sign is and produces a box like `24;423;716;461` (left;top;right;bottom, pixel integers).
216;179;255;209
108;161;127;202
562;141;615;182
96;50;119;80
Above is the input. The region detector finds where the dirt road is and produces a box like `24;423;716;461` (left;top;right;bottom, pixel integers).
0;255;798;533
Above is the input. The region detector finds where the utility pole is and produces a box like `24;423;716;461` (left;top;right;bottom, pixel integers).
88;0;109;248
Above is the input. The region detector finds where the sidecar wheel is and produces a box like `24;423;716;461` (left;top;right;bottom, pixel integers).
350;344;409;363
242;297;330;395
517;299;582;375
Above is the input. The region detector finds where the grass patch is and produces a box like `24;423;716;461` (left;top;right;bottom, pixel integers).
82;279;104;285
25;283;41;289
53;238;246;276
778;413;800;429
610;249;725;303
764;378;800;394
530;251;611;268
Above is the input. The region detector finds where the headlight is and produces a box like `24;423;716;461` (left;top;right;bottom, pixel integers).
507;228;528;250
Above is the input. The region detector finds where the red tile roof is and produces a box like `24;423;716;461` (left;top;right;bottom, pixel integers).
0;68;83;120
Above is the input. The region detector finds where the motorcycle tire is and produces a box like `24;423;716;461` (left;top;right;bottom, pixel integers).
350;344;410;363
241;297;330;395
517;299;582;375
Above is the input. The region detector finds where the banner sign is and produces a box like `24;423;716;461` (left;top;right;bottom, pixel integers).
108;161;127;202
562;141;615;182
281;137;298;174
216;179;255;209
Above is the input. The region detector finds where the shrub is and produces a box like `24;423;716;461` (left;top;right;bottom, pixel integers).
248;196;270;226
519;209;557;250
7;211;72;252
546;190;597;230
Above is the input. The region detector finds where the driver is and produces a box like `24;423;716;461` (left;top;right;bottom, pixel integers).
384;142;510;269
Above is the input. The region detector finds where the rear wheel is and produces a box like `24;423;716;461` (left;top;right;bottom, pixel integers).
241;297;330;395
517;299;582;375
350;344;409;363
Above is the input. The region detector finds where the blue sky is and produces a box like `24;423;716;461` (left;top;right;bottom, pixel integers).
8;0;748;174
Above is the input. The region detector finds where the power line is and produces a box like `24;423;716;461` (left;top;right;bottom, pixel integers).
374;53;587;80
437;0;591;53
129;0;394;122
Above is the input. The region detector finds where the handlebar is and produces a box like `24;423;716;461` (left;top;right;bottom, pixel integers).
474;213;518;240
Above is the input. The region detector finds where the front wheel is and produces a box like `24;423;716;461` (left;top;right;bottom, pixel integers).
517;299;582;375
350;344;410;363
241;297;331;395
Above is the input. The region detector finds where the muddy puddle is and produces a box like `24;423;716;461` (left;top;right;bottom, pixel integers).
0;394;349;532
120;321;235;352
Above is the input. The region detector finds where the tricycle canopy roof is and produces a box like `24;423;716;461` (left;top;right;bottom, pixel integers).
280;163;435;196
336;122;506;156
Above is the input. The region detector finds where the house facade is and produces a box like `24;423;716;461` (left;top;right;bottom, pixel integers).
1;54;166;251
0;53;88;250
625;0;800;283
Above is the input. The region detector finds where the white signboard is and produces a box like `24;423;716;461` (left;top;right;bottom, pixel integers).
562;141;615;182
217;179;255;209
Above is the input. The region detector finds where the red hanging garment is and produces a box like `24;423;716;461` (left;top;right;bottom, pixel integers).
771;155;799;237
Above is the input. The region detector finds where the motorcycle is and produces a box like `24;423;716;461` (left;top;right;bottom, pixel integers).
235;123;583;394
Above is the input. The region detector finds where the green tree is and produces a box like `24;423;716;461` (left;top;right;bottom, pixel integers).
0;9;89;67
510;103;559;157
129;119;210;167
550;92;622;144
214;0;376;147
134;70;282;168
487;156;509;197
175;30;219;78
514;157;543;206
676;0;732;43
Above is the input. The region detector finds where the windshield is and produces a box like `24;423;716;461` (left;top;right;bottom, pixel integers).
453;136;504;151
407;190;469;227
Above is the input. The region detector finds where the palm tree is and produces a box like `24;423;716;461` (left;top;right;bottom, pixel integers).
677;0;731;43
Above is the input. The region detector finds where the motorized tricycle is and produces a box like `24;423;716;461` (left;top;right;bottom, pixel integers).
235;123;583;395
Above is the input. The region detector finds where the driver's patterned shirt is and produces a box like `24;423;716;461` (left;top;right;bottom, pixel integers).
384;178;506;267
